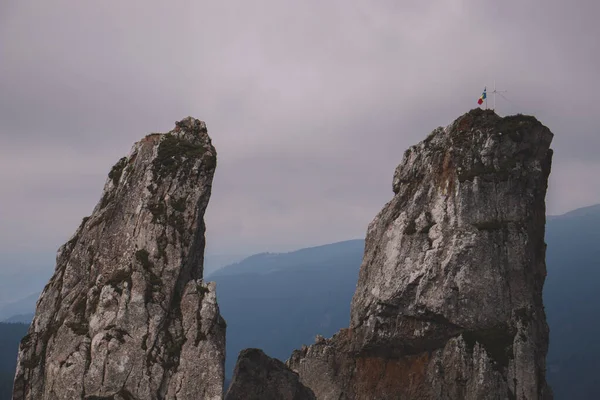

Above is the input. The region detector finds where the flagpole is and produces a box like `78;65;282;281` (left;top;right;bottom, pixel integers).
477;83;508;113
483;86;487;109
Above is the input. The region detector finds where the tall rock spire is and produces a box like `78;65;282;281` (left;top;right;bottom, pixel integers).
285;109;554;399
13;117;225;400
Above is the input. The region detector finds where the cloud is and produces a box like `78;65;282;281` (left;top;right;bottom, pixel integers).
1;0;599;260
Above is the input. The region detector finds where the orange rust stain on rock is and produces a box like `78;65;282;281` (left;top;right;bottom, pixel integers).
332;328;356;354
140;133;161;144
434;150;455;196
352;352;431;399
457;114;473;133
338;328;353;342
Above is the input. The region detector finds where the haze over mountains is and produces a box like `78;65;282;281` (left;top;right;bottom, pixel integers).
544;203;600;399
0;261;52;322
0;253;245;324
207;239;365;378
1;203;598;399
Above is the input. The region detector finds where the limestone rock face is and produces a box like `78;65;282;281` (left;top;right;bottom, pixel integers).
13;117;225;400
287;109;554;399
225;349;316;400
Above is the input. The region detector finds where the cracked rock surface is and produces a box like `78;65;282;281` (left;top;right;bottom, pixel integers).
12;117;225;400
286;109;555;399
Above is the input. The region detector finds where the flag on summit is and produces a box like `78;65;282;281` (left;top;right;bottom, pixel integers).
477;87;487;105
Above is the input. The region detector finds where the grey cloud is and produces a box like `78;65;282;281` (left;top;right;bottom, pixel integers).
1;0;599;262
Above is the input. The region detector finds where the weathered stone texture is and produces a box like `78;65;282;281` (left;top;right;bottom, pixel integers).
287;109;554;400
13;117;225;400
225;348;316;400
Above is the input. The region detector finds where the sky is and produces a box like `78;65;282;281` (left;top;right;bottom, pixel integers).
1;0;599;270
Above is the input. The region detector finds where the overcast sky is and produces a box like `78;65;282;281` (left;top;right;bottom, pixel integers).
1;0;599;267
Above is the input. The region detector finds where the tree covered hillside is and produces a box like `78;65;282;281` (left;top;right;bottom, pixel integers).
0;323;28;400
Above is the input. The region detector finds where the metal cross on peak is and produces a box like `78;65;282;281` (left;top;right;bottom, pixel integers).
478;81;516;115
490;80;507;111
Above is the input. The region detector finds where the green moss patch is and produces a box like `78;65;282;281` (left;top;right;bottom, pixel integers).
106;269;133;296
148;202;166;223
403;220;417;235
198;284;209;296
156;232;169;262
104;327;129;344
496;114;538;136
147;199;188;243
168;212;186;237
66;321;89;336
135;249;164;303
135;249;153;270
151;133;207;181
108;157;128;186
99;192;113;210
171;197;187;213
66;295;90;335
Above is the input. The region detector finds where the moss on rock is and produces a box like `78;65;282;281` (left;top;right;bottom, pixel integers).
135;249;153;270
152;133;207;181
108;157;128;186
172;197;187;213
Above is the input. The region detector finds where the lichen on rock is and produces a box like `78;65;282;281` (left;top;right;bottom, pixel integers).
12;117;225;400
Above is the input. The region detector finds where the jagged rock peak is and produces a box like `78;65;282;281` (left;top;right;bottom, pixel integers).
286;109;554;399
225;349;316;400
13;118;225;400
174;116;207;130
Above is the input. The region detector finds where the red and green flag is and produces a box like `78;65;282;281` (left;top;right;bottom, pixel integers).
477;87;487;105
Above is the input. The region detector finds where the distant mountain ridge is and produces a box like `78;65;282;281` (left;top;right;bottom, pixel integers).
208;239;365;378
2;314;34;324
0;292;40;322
203;253;248;276
209;204;599;399
547;203;600;220
0;263;51;313
208;239;364;278
0;205;598;398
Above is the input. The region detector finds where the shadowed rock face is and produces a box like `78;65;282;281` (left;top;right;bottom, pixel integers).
12;117;225;400
287;109;555;399
224;349;315;400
